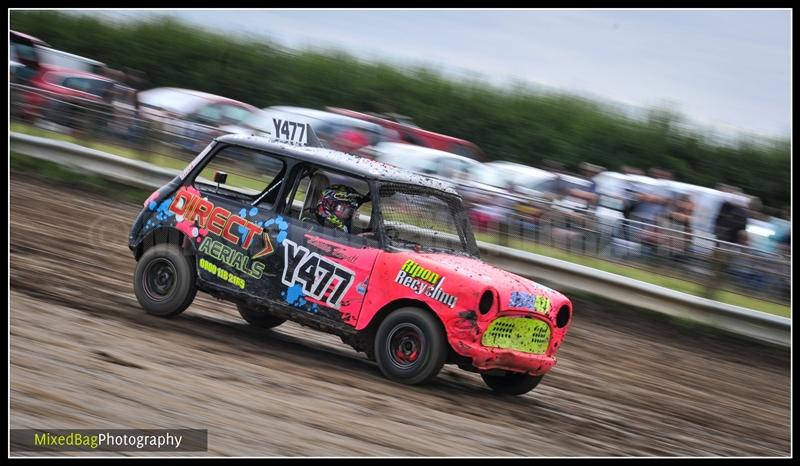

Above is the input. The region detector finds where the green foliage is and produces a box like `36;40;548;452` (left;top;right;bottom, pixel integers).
11;11;790;208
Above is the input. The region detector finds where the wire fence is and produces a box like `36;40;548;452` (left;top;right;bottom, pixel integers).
10;83;791;305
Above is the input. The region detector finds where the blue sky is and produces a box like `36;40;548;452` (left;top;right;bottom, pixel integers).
76;9;791;138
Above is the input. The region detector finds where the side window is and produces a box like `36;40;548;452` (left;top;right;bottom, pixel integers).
449;143;477;159
194;103;222;124
538;179;558;194
85;78;112;98
60;76;109;98
11;42;38;64
43;72;65;85
61;77;86;92
438;158;470;181
220;105;252;125
284;166;376;242
194;145;286;206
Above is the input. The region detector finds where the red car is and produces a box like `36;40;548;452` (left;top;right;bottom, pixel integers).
129;125;573;396
17;65;117;126
327;107;487;161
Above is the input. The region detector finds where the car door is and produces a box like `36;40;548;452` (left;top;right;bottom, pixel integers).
276;164;382;328
177;143;288;301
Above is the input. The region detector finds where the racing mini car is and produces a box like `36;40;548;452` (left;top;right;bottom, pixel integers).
129;121;573;395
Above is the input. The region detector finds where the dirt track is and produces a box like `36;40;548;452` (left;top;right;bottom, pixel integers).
10;173;791;456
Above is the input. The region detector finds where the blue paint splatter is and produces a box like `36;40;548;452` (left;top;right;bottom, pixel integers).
285;284;305;307
239;208;248;218
154;198;175;222
249;207;258;217
148;201;157;211
282;285;318;313
277;231;288;244
262;215;290;245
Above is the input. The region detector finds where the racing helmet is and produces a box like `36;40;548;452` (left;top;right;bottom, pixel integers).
314;184;364;233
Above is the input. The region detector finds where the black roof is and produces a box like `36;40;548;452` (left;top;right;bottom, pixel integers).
216;134;460;195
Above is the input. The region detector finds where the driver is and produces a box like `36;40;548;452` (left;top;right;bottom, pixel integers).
304;184;365;233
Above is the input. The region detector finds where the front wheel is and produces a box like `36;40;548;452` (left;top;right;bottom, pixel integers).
374;308;447;385
237;304;286;329
481;371;544;396
134;243;196;317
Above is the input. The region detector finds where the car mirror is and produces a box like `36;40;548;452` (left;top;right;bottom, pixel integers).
214;171;228;185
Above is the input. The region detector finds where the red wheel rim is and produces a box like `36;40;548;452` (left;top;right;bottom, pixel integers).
387;323;425;369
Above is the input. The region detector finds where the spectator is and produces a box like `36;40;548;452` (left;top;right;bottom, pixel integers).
120;69;149;151
626;168;677;258
548;164;604;252
663;192;695;263
620;165;644;176
714;196;750;245
703;191;755;298
567;162;602;208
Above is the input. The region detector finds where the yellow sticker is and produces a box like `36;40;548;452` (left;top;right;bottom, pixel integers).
481;317;551;354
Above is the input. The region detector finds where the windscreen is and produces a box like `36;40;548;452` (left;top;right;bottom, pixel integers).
378;183;479;257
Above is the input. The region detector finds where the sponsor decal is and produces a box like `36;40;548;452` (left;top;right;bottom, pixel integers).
281;239;355;309
509;291;551;315
399;259;441;286
198;257;246;289
395;259;457;309
198;237;265;280
305;236;359;263
168;187;273;258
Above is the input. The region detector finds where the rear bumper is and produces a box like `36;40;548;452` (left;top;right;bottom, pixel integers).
452;339;556;376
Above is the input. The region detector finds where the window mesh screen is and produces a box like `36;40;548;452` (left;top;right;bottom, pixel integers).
379;184;474;255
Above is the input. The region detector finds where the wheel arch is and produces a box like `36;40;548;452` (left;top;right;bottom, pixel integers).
350;298;451;356
133;226;197;261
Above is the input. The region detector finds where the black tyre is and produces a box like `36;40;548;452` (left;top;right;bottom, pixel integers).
134;243;196;317
237;304;286;329
481;371;544;396
374;307;447;385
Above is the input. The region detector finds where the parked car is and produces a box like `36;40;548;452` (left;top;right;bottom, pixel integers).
129;127;573;395
11;30;105;79
372;142;480;183
327;107;487;161
15;65;117;131
136;87;258;153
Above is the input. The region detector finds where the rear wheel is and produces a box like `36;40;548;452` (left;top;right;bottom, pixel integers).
374;308;447;385
481;371;544;396
134;243;196;317
237;304;286;329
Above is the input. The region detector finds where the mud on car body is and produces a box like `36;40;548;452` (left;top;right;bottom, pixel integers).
129;128;573;395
